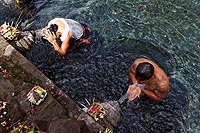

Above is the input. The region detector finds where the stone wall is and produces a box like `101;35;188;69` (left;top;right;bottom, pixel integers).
0;35;106;132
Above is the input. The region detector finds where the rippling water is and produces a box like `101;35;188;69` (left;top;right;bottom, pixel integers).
0;0;200;132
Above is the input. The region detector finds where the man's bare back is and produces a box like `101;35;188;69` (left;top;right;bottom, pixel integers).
127;58;169;102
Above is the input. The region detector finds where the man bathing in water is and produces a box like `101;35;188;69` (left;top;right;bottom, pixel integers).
127;58;170;102
41;18;92;57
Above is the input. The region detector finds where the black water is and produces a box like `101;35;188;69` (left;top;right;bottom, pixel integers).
0;0;200;132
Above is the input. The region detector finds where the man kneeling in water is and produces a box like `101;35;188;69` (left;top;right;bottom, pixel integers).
127;58;170;102
41;18;92;57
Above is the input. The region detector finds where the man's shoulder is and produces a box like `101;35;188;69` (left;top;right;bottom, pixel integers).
157;74;169;90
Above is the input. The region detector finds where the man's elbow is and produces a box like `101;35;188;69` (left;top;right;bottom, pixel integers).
154;95;167;102
128;72;132;78
153;97;163;102
57;50;67;57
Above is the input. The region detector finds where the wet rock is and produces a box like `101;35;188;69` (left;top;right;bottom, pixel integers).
101;100;121;127
10;30;35;53
0;37;109;132
48;116;91;133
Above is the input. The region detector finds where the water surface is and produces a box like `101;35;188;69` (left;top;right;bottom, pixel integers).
1;0;200;132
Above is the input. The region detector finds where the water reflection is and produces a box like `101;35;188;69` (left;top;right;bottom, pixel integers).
0;0;200;132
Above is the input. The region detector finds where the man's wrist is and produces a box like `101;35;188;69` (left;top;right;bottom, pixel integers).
51;40;59;51
50;39;57;45
136;84;145;89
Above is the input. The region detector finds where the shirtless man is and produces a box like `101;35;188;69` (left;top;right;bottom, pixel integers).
127;58;169;102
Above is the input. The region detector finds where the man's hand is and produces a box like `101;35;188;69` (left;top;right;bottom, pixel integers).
136;83;145;89
126;83;142;101
43;29;57;44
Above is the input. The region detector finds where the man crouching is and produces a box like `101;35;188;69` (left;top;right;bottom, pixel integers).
127;57;170;102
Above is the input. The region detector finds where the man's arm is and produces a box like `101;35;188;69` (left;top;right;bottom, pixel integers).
141;88;167;102
129;63;138;83
56;33;71;56
43;30;71;57
51;39;69;57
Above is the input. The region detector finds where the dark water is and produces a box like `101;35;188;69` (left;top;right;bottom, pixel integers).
0;0;200;132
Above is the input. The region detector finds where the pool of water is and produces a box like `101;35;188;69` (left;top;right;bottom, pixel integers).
1;0;200;132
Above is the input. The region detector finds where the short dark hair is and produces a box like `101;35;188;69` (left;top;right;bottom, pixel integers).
135;62;154;81
48;24;58;35
41;24;58;43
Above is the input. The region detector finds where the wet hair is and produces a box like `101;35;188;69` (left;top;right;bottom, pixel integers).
41;24;58;43
135;62;154;81
48;24;58;35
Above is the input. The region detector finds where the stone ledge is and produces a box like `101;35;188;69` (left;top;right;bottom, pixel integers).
0;35;107;132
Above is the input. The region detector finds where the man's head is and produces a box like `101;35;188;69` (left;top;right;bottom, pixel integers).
41;24;58;43
135;62;154;81
48;24;58;35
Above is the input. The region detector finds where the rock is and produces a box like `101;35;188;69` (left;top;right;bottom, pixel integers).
48;116;91;133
